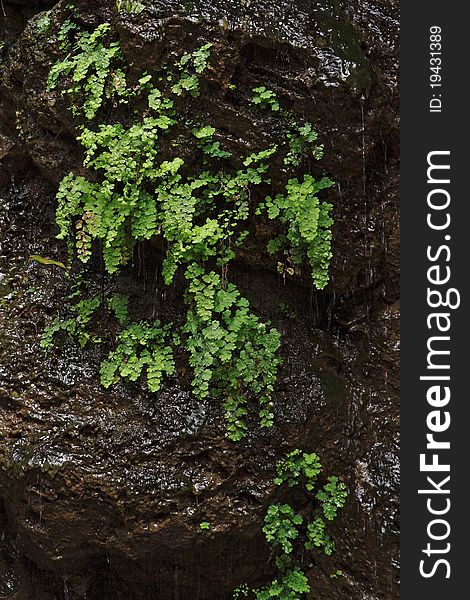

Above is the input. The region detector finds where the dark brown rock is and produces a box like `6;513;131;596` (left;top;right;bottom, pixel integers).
0;1;399;598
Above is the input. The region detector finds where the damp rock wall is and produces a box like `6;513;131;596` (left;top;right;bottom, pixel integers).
0;1;399;598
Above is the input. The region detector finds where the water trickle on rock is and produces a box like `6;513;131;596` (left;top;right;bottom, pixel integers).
0;1;398;598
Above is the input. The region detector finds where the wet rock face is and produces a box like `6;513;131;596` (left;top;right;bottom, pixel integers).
0;1;399;599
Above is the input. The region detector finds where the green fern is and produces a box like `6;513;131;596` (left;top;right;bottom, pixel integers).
47;22;125;119
263;175;335;289
183;265;281;441
41;297;101;349
47;26;335;440
235;451;347;598
100;321;175;392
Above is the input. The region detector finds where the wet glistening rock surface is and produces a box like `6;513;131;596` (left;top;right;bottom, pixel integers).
0;0;399;598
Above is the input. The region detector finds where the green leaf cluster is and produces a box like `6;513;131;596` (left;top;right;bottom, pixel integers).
171;43;212;97
47;22;125;119
262;504;303;555
284;122;325;167
183;266;281;441
235;569;310;600
107;294;129;325
316;476;349;521
41;297;101;349
262;175;334;289
273;449;322;491
254;568;310;600
56;115;177;272
251;86;280;112
192;125;232;159
100;321;175;392
116;0;145;14
236;450;348;599
305;517;335;556
36;12;52;36
46;24;336;440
